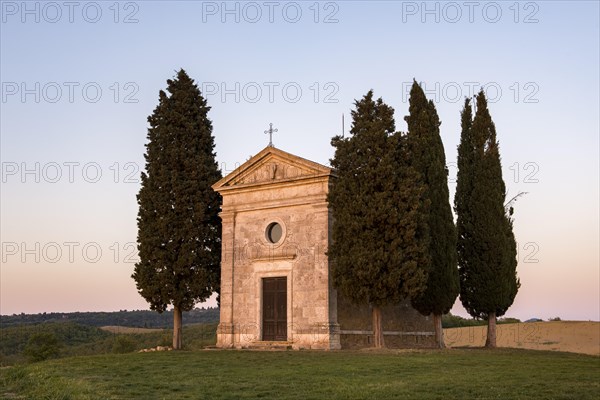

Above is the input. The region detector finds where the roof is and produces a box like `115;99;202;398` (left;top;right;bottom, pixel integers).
212;146;333;192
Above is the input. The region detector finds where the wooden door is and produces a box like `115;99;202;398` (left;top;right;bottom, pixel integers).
262;277;287;341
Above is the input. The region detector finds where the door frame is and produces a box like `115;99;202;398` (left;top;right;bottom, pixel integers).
255;267;292;342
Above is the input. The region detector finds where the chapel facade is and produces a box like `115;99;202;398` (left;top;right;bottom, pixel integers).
212;146;435;350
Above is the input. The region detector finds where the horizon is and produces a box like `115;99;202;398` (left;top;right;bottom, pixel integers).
1;1;598;322
1;308;597;323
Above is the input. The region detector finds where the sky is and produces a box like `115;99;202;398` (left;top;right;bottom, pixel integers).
1;1;598;321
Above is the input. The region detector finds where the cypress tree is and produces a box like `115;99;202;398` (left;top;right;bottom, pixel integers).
132;69;222;350
454;91;520;348
405;81;459;348
328;90;429;348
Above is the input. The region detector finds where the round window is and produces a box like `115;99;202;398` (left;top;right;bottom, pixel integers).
266;222;283;244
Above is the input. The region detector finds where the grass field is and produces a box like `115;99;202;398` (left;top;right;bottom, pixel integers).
100;326;166;334
1;349;598;400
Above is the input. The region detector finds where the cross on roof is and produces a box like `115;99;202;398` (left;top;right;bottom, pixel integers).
264;123;278;147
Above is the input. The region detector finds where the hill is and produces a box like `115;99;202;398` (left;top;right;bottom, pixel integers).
0;322;217;366
0;308;219;328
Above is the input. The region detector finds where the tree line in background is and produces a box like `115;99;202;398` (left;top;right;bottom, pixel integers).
1;308;219;329
133;70;520;350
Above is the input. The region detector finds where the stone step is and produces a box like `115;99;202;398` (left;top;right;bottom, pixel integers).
245;341;293;350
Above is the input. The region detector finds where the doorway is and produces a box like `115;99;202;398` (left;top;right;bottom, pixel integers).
262;277;287;341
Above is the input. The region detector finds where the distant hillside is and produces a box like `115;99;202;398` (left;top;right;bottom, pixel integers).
0;308;219;328
0;321;217;366
444;321;600;356
100;326;165;334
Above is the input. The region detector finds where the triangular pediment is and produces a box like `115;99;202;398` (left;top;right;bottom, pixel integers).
212;146;332;191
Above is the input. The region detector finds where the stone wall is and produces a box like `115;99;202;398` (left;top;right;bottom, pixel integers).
337;293;436;349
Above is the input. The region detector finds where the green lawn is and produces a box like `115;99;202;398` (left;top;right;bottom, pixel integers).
1;349;598;400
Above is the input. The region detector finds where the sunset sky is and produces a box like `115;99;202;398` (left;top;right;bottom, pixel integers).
1;1;598;321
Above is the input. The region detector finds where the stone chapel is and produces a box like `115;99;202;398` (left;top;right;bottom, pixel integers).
212;145;435;350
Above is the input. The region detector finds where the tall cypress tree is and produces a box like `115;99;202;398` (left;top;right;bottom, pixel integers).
455;91;520;348
405;81;459;348
328;90;429;348
132;69;222;350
